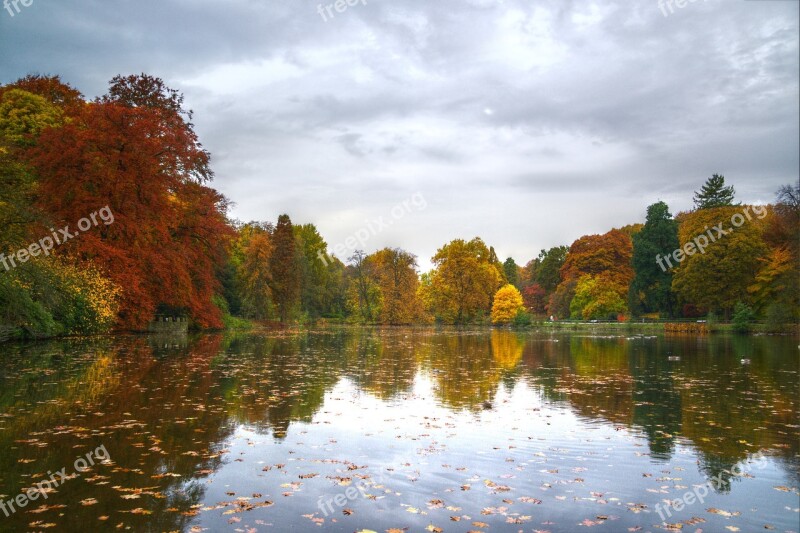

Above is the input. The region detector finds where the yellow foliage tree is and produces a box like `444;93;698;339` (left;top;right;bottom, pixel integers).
430;238;502;323
491;284;524;324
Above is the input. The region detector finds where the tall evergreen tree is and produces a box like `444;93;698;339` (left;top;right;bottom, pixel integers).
503;257;520;289
693;174;737;209
630;201;680;317
269;214;300;322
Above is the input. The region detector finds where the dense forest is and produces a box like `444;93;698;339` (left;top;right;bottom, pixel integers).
1;75;798;337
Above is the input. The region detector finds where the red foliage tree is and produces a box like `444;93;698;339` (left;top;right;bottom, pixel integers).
522;283;547;315
28;76;233;329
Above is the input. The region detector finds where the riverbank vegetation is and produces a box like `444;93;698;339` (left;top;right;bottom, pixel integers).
1;75;797;339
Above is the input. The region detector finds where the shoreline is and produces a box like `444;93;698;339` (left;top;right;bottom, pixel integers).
2;320;797;344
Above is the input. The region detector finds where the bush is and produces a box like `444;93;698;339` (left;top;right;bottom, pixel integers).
732;301;755;334
513;310;532;327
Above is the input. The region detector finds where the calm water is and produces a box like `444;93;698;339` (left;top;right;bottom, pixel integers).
0;329;797;532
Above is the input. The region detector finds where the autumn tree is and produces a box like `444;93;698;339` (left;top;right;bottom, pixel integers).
293;223;332;318
347;250;381;322
28;75;233;329
749;184;800;322
630;201;680;317
1;74;85;117
489;246;508;285
549;230;633;318
672;206;768;319
522;283;547;315
0;88;66;249
570;275;627;320
429;238;503;323
491;284;524;324
693;174;737;210
547;277;577;319
269;214;300;322
368;248;424;325
237;224;274;319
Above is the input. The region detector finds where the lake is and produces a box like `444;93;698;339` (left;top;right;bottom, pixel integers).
0;329;797;532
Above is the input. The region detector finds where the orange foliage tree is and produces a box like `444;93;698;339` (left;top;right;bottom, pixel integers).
550;229;633;319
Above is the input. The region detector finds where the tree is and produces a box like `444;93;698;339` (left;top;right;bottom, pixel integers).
549;230;633;318
547;277;577;319
293;223;331;318
369;248;424;324
672;206;768;319
489;246;507;284
0;88;64;249
1;74;84;116
630;201;680;317
532;246;568;293
29;76;233;329
559;229;634;288
522;283;547;315
429;238;502;323
732;301;755;333
0;89;65;146
503;257;520;288
347;250;381;322
269;214;300;322
570;275;627;320
238;226;274;319
491;284;524;324
693;174;737;210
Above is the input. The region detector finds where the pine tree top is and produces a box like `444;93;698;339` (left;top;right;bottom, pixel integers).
693;174;737;209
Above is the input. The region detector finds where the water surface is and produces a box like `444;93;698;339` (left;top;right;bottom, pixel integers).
0;329;797;532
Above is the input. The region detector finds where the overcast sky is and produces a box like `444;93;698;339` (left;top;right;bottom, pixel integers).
1;0;797;270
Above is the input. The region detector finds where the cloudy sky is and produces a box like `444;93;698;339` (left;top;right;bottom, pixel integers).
1;0;797;270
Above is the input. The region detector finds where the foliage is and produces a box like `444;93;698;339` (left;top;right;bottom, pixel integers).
269;214;300;322
292;223;344;319
672;206;768;318
693;174;737;209
525;246;568;293
570;275;627;320
0;258;119;336
550;230;632;319
346;250;381;323
1;75;84;116
491;284;525;324
0;89;65;146
428;238;503;323
503;257;520;288
731;301;755;334
368;248;425;325
28;75;233;329
512;309;532;327
547;277;577;319
238;228;274;319
630;201;679;317
522;283;547;315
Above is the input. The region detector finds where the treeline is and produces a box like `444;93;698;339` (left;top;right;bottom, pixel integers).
0;75;797;337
